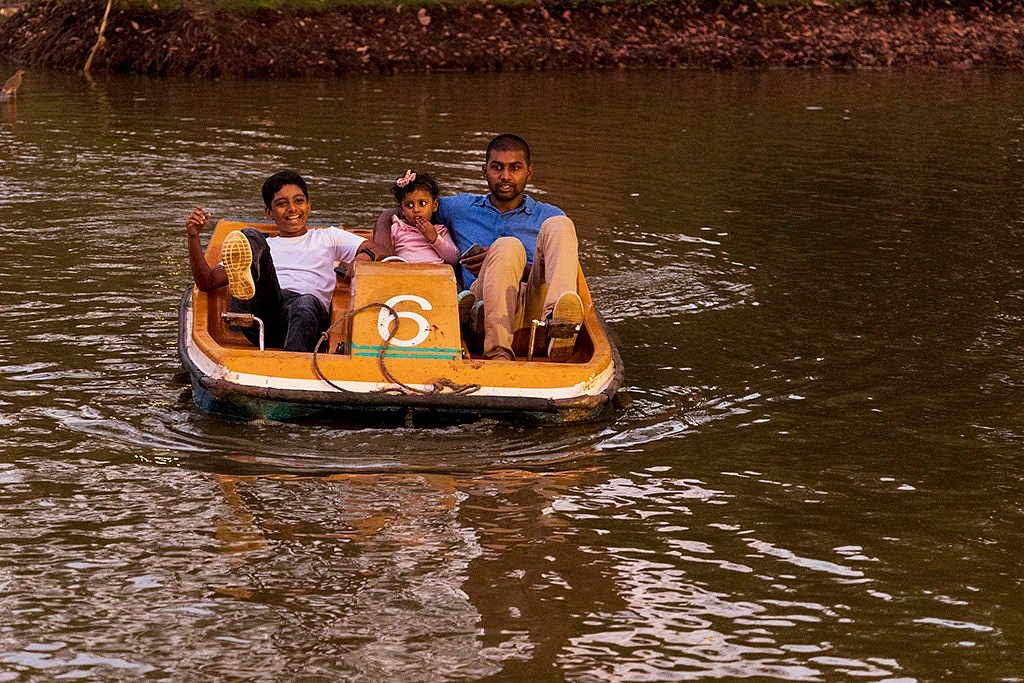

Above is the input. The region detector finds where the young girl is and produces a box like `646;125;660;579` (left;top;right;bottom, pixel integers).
388;170;460;265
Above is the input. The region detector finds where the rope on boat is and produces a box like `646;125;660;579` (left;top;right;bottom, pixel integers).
312;302;481;397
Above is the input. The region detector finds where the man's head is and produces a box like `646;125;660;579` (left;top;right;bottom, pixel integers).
483;134;534;212
485;134;531;166
262;171;311;237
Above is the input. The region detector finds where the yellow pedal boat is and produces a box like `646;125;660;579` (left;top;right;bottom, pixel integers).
177;219;624;423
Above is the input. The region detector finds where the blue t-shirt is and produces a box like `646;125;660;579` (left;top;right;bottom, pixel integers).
436;193;566;287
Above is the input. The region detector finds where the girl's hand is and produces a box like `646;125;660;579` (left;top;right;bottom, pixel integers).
414;215;439;244
186;207;211;238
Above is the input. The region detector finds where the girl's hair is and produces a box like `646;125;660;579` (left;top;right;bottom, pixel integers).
392;171;440;204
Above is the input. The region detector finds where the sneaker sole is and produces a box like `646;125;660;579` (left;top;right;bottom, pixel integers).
221;231;255;300
547;291;583;362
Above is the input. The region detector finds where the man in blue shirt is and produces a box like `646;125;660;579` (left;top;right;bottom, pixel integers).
377;134;582;361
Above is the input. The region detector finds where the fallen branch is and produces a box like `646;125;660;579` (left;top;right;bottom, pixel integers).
83;0;112;73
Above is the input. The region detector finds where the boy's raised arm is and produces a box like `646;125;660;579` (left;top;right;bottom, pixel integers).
185;206;228;292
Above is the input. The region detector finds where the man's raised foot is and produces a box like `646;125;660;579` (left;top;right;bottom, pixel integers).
546;291;583;362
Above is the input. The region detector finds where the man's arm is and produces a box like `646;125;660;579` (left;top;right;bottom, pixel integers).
371;210;397;259
185;207;228;291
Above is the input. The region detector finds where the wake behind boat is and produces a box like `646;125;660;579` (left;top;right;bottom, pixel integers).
178;218;623;423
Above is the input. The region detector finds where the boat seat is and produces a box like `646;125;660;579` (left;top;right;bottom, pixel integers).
205;287;251;347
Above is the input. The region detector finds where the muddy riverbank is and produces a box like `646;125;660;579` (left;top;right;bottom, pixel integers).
1;0;1023;77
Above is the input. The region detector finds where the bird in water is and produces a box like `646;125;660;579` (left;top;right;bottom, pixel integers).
0;69;26;102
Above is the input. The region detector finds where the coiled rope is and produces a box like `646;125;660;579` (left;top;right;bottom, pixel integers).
312;302;480;397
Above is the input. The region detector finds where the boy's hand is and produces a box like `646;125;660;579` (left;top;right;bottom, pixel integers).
186;207;211;238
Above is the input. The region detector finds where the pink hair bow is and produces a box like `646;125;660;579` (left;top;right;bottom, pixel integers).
396;170;416;188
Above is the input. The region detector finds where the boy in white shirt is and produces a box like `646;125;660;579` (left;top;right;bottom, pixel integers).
185;171;381;352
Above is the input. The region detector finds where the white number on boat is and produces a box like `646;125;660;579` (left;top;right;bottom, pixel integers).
378;295;432;347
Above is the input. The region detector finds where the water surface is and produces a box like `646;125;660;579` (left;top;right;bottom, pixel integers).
1;68;1022;680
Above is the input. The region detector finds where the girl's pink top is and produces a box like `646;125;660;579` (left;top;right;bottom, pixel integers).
390;217;460;265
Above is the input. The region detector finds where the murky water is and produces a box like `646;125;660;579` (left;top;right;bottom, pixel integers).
2;66;1023;680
